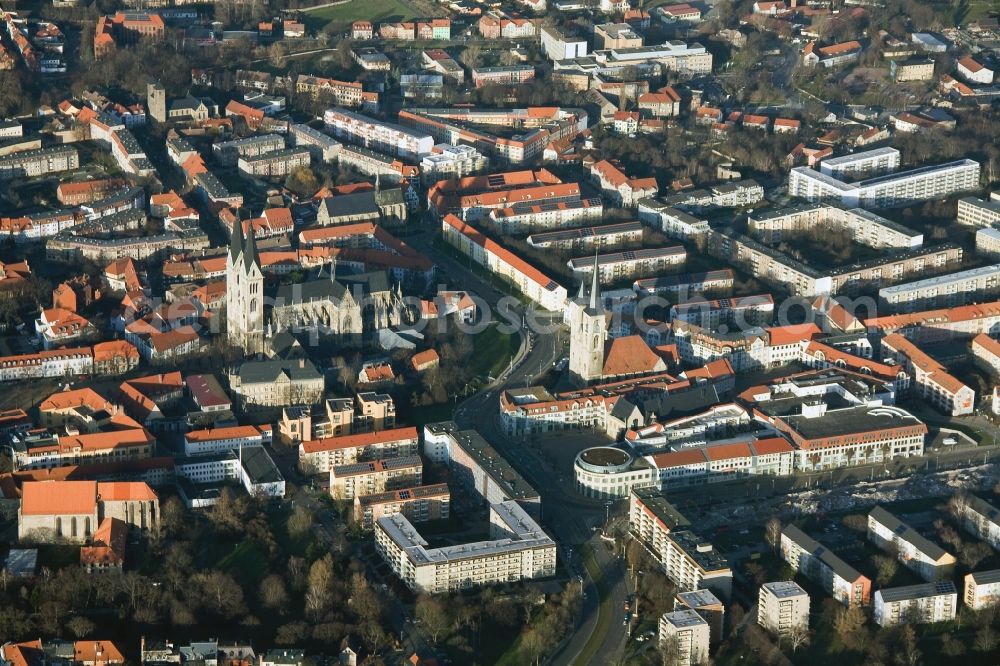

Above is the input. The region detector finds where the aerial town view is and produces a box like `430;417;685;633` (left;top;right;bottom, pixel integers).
1;0;1000;664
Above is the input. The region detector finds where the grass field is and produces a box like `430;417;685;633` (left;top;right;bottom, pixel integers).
302;0;418;32
470;323;521;380
572;543;614;666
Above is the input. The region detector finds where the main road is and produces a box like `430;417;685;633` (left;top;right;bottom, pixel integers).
408;228;632;665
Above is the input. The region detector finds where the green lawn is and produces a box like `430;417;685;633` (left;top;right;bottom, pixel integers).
302;0;418;32
470;323;521;380
216;540;269;583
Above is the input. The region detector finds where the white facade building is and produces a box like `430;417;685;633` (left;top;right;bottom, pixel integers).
658;610;710;665
873;582;957;626
757;581;810;636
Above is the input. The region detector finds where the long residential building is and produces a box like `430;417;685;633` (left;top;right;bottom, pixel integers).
964;569;1000;610
329;454;422;500
868;506;956;582
423;422;540;510
780;525;872;608
375;500;556;593
878;263;1000;312
182;424;273;456
10;427;155;471
748;203;923;249
0;145;79;180
295;74;377;109
527;221;644;250
441;213;567;311
873;582;957;626
568;246;686;284
323;107;434;159
212;134;285;166
237;148;310;178
629;488;732;600
0;342;139;383
955;494;1000;549
788;157;981;209
957;196;1000;227
298;426;420;473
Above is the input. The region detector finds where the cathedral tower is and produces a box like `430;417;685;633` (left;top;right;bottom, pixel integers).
225;217;264;354
568;251;607;386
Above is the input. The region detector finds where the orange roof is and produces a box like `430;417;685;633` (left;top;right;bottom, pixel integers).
411;349;440;369
39;387;112;413
97;481;157;502
80;518;126;569
774;118;800;128
958;56;984;73
21;480;97;515
683;357;734;380
302;426;419;454
883;333;969;395
362;364;395;382
767;323;821;346
705;442;752;461
973;333;1000;359
649;448;707;468
185;425;268;443
818;40;861;56
865;299;1000;331
602;335;665;377
751;437;795;455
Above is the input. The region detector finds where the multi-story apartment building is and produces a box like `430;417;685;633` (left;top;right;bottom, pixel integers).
423;422;540;510
955;494;1000;549
182;425;273;457
891;58;935;82
964;569;1000;610
671;295;775;328
441;214;567;311
323;107;434;159
957;196;1000;227
471;65;535;88
748;203;923;250
329;454;422;500
873;582;957;626
213;134;285;166
881;333;975;416
567;246;686;284
633;270;734;297
289;123;341;163
638;87;683;118
375;500;556;593
638;199;710;239
864;300;1000;345
879;264;1000;312
819;148;901;179
352;483;449;528
228;358;325;408
674;590;725;643
237;148;311;178
540;25;588;60
527;221;644;251
976;227;1000;258
658;610;710;666
337;144;420;185
295;74;377;109
0;343;137;383
489;196;603;233
789;158;981;209
780;525;872;607
556;40;713;77
971;333;1000;375
419;144;489;184
757;581;810;636
646;437;796;488
868;506;956;582
628;488;731;599
299;426;419;474
0;145;79;180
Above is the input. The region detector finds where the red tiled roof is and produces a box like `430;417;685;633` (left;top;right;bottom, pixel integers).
21;480;97;515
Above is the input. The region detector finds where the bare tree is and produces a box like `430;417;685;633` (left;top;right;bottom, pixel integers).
415;594;452;644
765;516;783;552
305;556;334;620
259;574;289;613
784;625;811;653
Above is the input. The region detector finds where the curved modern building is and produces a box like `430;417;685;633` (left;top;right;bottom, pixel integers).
574;446;655;498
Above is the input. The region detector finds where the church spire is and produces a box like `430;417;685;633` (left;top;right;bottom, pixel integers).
243;218;260;272
588;246;601;311
228;211;245;265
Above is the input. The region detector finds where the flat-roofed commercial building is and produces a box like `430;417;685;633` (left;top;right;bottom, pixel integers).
868;506;955;581
375;500;556;593
964;569;1000;610
758;581;809;636
873;581;957;626
353;483;449;528
780;525;871;608
789;158;981;209
658;610;710;666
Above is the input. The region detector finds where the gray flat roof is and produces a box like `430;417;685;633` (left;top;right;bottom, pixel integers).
876;580;956;603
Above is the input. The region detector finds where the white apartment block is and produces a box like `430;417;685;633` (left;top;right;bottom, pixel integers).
881;333;975;416
819;148;901;179
976;228;1000;259
964;569;1000;610
323;107;434;159
757;581;810;636
489;196;604;234
878;263;1000;312
638;200;710;239
628;489;732;599
212;134;285;166
568;246;686;284
873;582;957;627
375;500;556;593
957;56;994;85
956;494;1000;549
658;610;710;665
789;159;981;209
527;221;644;250
868;506;956;582
441;213;568;311
329;454;422;500
958;196;1000;227
237;148;311;178
971;333;1000;374
0;146;79;180
748;203;923;250
289;124;341;162
780;525;871;608
183;425;273;456
540;26;588;60
420;144;489;183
